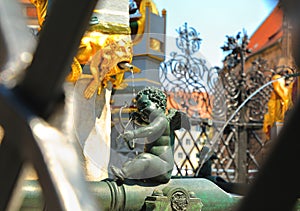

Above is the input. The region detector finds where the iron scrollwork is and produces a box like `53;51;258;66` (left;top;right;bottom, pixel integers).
159;22;227;121
221;29;295;123
220;31;278;123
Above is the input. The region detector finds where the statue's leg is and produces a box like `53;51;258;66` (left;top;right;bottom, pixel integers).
120;153;172;180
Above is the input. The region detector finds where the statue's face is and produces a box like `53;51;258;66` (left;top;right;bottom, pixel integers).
136;95;157;122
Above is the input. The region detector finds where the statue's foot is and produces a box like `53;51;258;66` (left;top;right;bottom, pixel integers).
110;166;125;182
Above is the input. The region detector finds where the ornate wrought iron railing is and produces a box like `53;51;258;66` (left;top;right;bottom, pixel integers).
160;23;297;184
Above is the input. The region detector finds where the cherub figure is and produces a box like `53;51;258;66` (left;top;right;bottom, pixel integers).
111;87;190;184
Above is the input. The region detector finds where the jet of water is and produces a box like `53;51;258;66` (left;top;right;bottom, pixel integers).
197;72;300;170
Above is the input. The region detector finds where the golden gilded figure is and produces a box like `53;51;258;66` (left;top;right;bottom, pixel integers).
29;0;48;30
68;33;138;99
263;73;294;139
30;0;140;99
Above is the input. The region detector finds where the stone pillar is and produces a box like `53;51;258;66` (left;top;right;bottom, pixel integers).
62;0;131;181
92;0;129;25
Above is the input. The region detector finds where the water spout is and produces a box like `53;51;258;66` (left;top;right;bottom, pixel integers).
197;72;300;170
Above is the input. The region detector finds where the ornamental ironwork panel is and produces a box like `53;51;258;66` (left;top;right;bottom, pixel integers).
159;22;227;121
158;23;228;179
161;24;297;183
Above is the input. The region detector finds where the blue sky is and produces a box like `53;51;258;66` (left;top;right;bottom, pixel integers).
154;0;279;67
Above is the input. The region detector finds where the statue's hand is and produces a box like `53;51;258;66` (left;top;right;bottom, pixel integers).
84;79;101;99
129;111;140;120
130;112;148;126
116;130;135;150
122;130;135;142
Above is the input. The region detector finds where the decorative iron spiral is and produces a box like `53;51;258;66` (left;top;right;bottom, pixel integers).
221;30;295;123
159;23;227;121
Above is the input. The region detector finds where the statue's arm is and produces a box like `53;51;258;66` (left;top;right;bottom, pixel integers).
135;116;167;138
122;116;168;141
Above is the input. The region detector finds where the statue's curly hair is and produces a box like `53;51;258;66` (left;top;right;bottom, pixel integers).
135;87;167;111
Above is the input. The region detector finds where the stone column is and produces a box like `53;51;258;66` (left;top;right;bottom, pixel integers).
62;0;131;181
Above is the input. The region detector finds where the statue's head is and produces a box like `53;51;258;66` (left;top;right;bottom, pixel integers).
133;87;167;123
135;87;167;112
